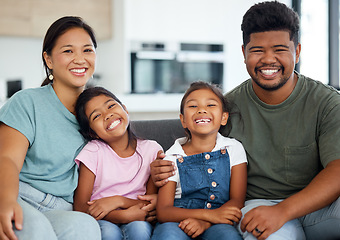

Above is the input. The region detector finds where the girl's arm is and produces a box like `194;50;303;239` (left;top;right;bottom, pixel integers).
74;163;151;221
157;181;237;223
95;177;157;224
73;163;95;213
157;170;244;224
207;162;247;225
222;162;247;209
0;124;29;240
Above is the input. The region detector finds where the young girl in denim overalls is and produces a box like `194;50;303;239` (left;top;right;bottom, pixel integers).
152;81;247;240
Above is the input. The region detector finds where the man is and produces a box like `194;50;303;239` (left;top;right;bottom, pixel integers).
151;1;340;239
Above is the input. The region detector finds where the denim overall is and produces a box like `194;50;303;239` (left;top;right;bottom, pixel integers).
151;147;242;240
174;147;230;210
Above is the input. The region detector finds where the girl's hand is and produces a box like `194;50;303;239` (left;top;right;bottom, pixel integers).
123;203;148;222
138;194;157;223
87;196;122;220
179;218;211;238
209;206;242;225
0;200;23;240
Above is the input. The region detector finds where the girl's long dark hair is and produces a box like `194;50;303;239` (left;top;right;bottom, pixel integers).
41;16;97;86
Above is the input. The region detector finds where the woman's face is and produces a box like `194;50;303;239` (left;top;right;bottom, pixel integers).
43;27;96;90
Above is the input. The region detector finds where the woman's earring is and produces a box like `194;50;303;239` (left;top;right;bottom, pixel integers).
48;73;54;81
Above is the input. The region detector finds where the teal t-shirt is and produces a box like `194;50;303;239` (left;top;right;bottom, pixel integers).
223;73;340;200
0;84;84;203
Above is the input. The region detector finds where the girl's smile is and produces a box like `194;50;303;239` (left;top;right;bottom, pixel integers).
85;95;129;144
180;88;228;138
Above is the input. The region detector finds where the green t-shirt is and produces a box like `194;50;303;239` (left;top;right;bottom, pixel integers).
0;84;84;203
223;73;340;200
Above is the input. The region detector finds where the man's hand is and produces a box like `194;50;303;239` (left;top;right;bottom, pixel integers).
241;205;287;240
150;150;176;187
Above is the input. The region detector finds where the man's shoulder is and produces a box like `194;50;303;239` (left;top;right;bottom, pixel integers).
299;74;340;102
224;79;250;99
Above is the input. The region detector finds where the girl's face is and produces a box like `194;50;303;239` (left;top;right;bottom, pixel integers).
85;95;130;143
43;27;96;90
180;88;228;138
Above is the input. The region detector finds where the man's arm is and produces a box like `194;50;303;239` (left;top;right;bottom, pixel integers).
241;159;340;240
150;151;176;187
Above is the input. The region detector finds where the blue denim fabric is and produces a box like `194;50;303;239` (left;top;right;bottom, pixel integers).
14;181;101;240
239;198;340;240
99;220;153;240
153;148;242;239
174;148;230;210
152;222;242;240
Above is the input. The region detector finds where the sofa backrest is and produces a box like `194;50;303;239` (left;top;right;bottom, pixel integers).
131;119;186;151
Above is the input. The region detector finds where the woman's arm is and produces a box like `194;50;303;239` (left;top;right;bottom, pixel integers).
0;124;29;240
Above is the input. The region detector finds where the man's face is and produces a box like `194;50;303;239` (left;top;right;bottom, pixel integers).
242;31;300;92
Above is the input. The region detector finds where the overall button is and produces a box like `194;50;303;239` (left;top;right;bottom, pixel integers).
178;157;184;163
205;154;210;160
210;194;215;200
206;203;212;208
207;168;213;174
211;181;217;187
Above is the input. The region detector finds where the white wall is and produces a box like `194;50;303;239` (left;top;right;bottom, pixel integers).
0;0;291;119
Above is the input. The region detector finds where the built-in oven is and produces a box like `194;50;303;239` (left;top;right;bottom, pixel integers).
130;42;224;93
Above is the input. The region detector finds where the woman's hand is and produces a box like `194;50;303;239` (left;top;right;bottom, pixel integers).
0;200;23;240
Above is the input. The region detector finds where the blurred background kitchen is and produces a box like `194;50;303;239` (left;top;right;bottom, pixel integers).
0;0;337;120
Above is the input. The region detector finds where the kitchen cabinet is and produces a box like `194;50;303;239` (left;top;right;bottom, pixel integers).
0;0;112;40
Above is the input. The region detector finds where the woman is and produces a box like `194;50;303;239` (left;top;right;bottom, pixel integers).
0;16;101;240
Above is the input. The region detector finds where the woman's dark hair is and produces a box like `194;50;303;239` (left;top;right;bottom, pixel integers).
241;1;300;47
180;81;231;141
75;87;136;145
41;16;97;86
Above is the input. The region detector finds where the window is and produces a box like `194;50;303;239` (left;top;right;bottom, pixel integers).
295;0;340;88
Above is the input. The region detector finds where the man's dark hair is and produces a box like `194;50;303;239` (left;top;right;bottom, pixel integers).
241;1;300;47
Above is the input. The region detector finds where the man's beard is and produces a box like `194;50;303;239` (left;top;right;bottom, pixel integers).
253;67;288;91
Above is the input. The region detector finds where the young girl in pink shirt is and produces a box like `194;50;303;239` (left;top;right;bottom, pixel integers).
73;87;162;240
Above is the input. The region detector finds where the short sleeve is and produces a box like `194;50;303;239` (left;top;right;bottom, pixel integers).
228;139;248;168
0;91;36;145
165;155;180;183
75;141;100;175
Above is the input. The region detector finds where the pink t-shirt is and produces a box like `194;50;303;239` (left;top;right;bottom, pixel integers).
75;139;162;201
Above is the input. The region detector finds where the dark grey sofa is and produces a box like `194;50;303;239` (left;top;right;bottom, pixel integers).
131;119;186;151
